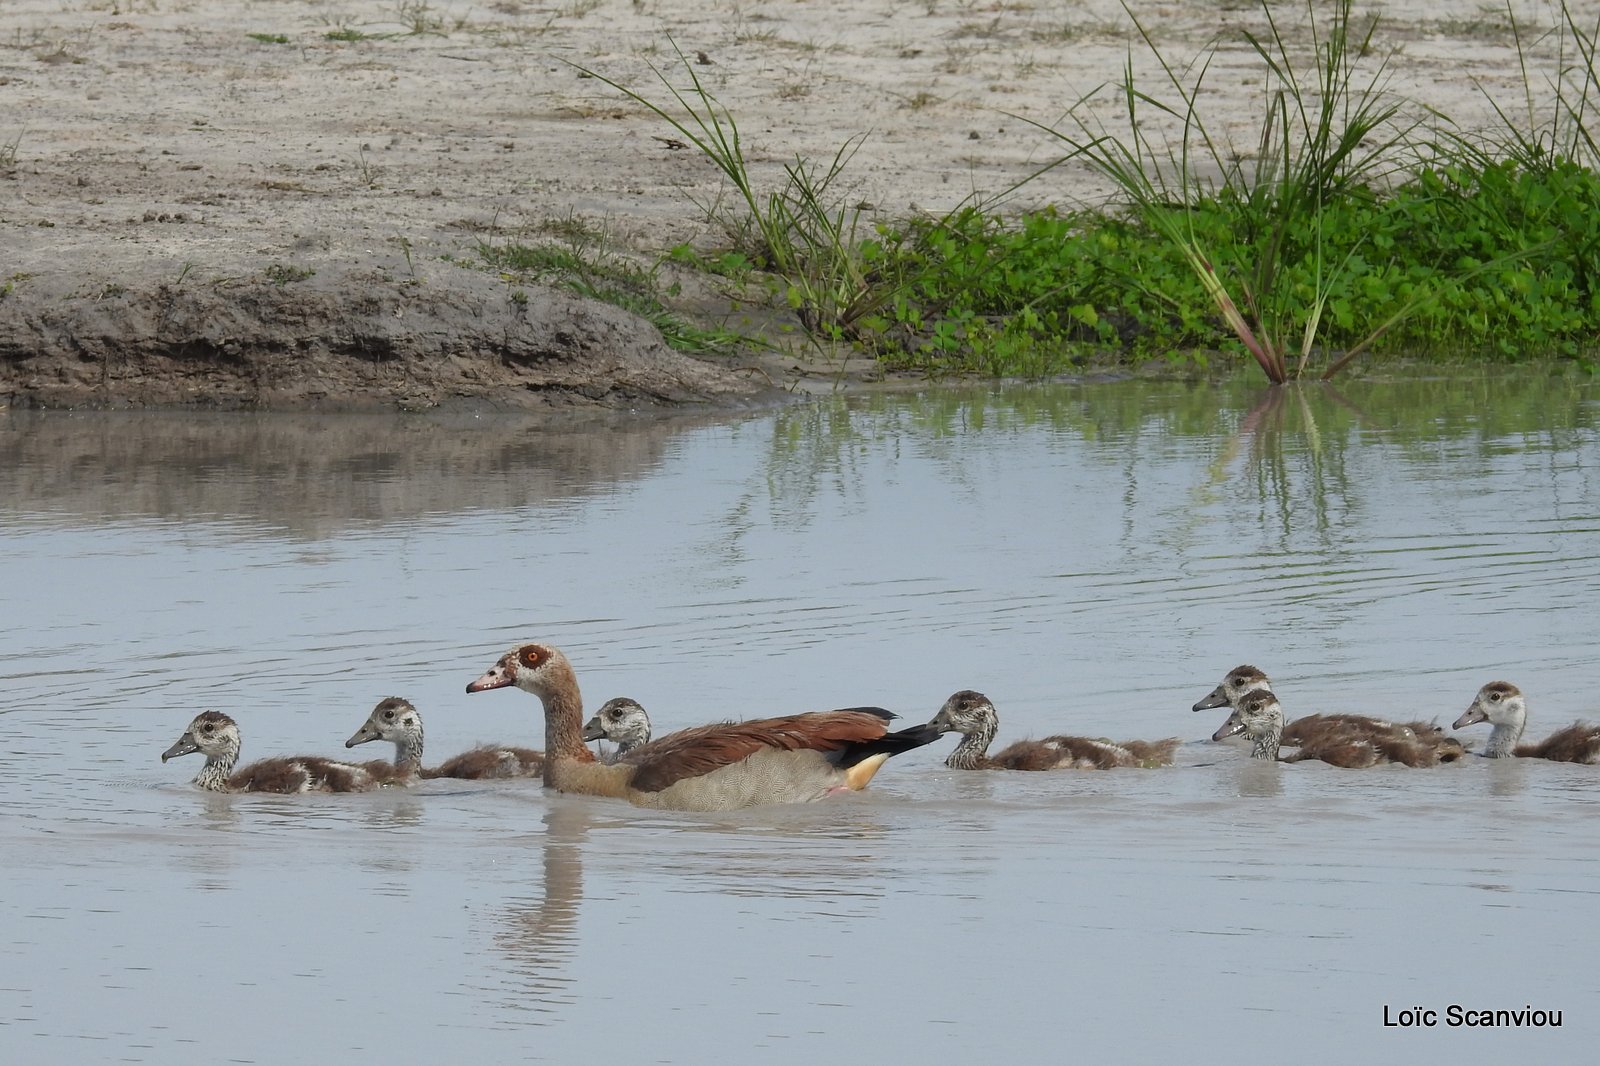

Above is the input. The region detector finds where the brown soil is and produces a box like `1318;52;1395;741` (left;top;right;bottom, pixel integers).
0;253;771;410
0;1;1555;411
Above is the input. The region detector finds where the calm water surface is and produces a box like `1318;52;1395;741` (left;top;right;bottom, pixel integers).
3;375;1597;1063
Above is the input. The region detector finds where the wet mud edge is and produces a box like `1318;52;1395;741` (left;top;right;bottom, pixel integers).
0;258;788;413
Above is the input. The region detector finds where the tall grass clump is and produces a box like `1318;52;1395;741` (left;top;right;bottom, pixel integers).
562;3;1600;377
476;219;741;354
1460;0;1600;172
1035;0;1429;382
1381;0;1600;369
570;42;901;348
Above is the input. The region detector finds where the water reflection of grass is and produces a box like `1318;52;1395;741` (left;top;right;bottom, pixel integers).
757;372;1597;543
769;372;1596;447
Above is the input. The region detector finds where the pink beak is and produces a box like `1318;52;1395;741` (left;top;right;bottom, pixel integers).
466;663;513;693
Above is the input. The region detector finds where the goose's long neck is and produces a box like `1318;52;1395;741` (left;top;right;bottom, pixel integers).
1483;706;1526;758
392;728;424;772
537;668;591;764
1249;715;1283;761
946;717;996;770
196;743;239;792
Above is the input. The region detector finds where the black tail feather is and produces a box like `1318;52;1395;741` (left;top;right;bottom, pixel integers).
830;706;897;722
836;722;945;768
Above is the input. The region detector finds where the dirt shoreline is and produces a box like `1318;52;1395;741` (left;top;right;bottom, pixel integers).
0;1;1563;411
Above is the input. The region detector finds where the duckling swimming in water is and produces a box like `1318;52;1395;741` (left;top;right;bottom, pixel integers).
1195;664;1455;753
1453;681;1600;763
1233;691;1463;767
344;696;544;779
930;690;1179;770
581;696;653;762
163;710;398;793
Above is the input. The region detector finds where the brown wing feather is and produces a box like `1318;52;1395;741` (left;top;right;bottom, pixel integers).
1287;726;1451;768
504;746;545;774
308;760;369;792
227;757;313;793
989;739;1064;771
1519;722;1600;762
1283;714;1394;746
990;735;1178;770
625;711;892;793
1038;736;1126;769
1284;736;1380;768
1120;737;1181;766
1369;733;1439;767
429;746;545;780
228;755;387;793
357;758;406;780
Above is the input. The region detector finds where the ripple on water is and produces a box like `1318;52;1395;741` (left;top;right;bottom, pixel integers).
3;380;1600;1061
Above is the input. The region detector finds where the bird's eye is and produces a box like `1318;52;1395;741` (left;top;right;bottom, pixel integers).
383;711;394;720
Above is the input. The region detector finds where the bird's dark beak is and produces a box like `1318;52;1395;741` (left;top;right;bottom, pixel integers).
346;721;380;748
1211;715;1246;742
161;734;198;762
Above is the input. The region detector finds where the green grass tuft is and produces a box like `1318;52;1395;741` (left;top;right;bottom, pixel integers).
477;237;741;354
565;2;1600;379
264;263;315;286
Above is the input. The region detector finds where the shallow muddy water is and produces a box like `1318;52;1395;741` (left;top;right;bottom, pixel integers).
3;375;1598;1063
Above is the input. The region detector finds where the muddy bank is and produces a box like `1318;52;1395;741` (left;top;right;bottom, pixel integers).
0;1;1556;409
0;258;775;411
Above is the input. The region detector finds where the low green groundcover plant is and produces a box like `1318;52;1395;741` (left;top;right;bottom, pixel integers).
558;0;1600;379
866;157;1600;374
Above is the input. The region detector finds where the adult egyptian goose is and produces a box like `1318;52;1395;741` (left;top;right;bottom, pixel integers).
344;696;544;780
581;697;653;761
1232;691;1461;767
1453;681;1600;762
465;642;941;810
162;710;397;793
1194;664;1452;750
929;690;1180;770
